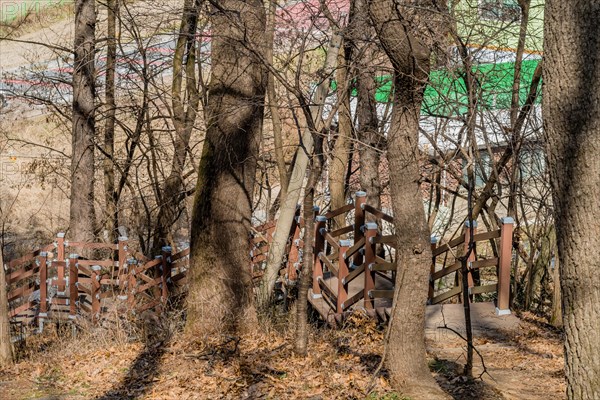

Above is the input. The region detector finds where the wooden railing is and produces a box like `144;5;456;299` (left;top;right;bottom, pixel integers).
429;218;514;315
306;191;515;319
4;193;515;335
5;234;190;333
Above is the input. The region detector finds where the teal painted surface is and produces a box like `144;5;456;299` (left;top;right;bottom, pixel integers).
364;59;540;114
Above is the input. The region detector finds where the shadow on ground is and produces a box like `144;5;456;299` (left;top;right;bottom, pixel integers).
432;358;504;400
95;339;167;400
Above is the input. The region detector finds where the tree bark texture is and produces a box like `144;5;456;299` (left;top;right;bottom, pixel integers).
258;34;341;310
543;1;600;398
152;0;201;254
187;0;267;335
370;0;448;397
330;43;353;230
70;0;97;242
351;0;383;214
0;249;13;367
103;0;118;242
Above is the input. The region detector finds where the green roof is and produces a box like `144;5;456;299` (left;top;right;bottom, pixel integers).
334;59;542;116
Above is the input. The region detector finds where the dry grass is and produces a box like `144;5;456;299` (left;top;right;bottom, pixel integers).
0;309;566;400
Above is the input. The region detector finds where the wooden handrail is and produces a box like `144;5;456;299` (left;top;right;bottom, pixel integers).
324;203;353;219
362;204;394;223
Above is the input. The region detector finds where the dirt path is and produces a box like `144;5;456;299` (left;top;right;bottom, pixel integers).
0;310;565;400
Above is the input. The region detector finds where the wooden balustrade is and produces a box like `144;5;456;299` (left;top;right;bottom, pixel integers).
4;190;515;334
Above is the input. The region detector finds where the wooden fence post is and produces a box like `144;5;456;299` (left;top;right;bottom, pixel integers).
56;232;65;262
161;246;172;306
353;191;366;268
312;215;327;298
428;237;438;303
38;252;48;332
69;254;79;320
337;239;351;314
363;223;378;309
497;217;514;315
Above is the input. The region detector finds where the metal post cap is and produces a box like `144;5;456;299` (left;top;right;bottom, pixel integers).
501;217;515;225
355;191;367;197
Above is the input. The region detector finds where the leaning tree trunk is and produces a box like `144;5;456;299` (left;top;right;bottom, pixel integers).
0;248;13;367
370;0;448;397
70;0;97;242
543;1;600;398
186;0;266;335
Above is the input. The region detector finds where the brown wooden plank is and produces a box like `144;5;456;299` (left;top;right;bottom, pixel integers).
136;258;161;273
66;242;118;250
372;235;396;245
330;225;354;238
77;284;92;296
470;257;499;270
9;302;34;317
362;204;394;223
319;253;338;277
432;243;452;257
77;265;93;278
341;290;364;310
375;271;394;282
8;252;38;269
472;230;501;242
470;283;497;295
342;264;365;285
448;235;466;248
7;266;39;285
324;203;353;219
79;302;92;314
136;300;160;313
369;289;394;299
370;262;395;272
171;272;187;283
323;232;340;250
252;254;267;263
8;283;35;302
77;260;114;267
432;261;462;281
170;247;190;262
344;237;365;259
431;285;462;304
138;277;161;293
317;279;338;311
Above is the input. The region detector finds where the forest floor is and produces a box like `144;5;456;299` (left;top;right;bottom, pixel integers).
0;310;565;400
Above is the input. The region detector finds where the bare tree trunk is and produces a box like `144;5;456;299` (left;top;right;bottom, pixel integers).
265;0;288;204
152;0;201;254
70;0;97;242
258;34;341;310
186;0;266;335
352;0;382;213
543;1;600;397
330;44;352;229
103;0;118;242
295;157;319;355
0;248;13;367
370;0;448;397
